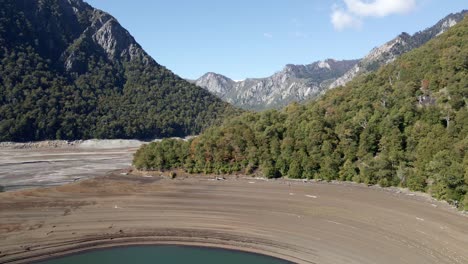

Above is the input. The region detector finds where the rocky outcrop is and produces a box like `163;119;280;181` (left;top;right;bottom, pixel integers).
0;0;236;141
195;73;236;98
330;10;468;88
196;10;467;110
61;1;152;72
195;59;358;110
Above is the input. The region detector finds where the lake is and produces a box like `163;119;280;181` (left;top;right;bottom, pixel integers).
37;245;292;264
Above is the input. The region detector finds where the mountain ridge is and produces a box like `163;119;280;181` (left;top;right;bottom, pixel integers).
330;9;468;88
195;59;359;110
135;15;468;209
0;0;238;141
196;10;467;110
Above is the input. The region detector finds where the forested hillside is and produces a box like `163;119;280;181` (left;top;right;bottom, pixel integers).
134;17;468;209
0;0;238;141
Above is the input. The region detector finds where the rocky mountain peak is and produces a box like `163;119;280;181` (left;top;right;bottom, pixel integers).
59;1;155;73
195;59;358;110
196;10;467;110
202;72;231;80
195;72;235;97
280;59;356;80
317;60;332;69
92;18;132;59
0;0;236;141
330;10;467;89
440;18;457;32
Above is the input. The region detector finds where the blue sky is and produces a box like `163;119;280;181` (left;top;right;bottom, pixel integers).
85;0;466;80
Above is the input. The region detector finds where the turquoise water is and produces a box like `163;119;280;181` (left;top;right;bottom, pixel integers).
37;245;293;264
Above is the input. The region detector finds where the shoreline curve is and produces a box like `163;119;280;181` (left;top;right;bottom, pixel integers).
1;174;467;264
5;238;301;264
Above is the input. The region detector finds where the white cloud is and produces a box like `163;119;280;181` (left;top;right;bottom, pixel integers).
331;0;417;31
263;32;273;38
344;0;416;17
331;9;362;31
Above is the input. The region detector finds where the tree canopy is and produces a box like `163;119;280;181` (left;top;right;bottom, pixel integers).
134;16;468;210
0;0;239;141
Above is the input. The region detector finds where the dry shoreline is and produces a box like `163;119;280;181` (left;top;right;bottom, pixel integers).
6;237;300;264
0;142;140;191
1;172;468;264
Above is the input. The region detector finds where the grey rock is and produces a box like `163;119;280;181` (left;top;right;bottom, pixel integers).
330;10;468;88
195;59;358;110
196;10;467;110
59;0;154;73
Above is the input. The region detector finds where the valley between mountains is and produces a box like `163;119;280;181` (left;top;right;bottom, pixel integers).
0;1;467;264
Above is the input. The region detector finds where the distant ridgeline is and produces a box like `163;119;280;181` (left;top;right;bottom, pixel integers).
193;10;467;111
134;17;468;209
0;0;238;141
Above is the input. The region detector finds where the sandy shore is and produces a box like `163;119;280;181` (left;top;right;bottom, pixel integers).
0;140;142;190
1;172;467;264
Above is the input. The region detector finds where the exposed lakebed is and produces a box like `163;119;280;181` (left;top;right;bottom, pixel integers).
0;140;144;190
1;140;467;264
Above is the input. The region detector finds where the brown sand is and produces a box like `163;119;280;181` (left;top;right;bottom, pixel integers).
0;144;138;190
0;173;467;264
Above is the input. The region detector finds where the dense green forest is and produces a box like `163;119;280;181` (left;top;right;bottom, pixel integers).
0;0;238;141
134;17;468;209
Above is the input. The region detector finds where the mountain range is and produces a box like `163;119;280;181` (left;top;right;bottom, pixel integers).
135;15;468;209
194;59;358;110
195;10;468;110
0;0;237;141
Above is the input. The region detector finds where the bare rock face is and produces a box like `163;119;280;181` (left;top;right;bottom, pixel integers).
196;10;467;110
91;14;144;62
0;0;235;142
53;0;153;73
93;18;125;59
330;10;468;89
195;59;359;110
195;73;236;98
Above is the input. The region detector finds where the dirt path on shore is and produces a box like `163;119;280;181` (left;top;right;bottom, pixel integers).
1;173;467;264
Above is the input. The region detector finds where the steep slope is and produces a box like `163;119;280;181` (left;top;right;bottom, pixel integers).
196;11;466;111
0;0;238;141
330;10;468;88
195;59;358;110
194;72;236;98
134;16;468;209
